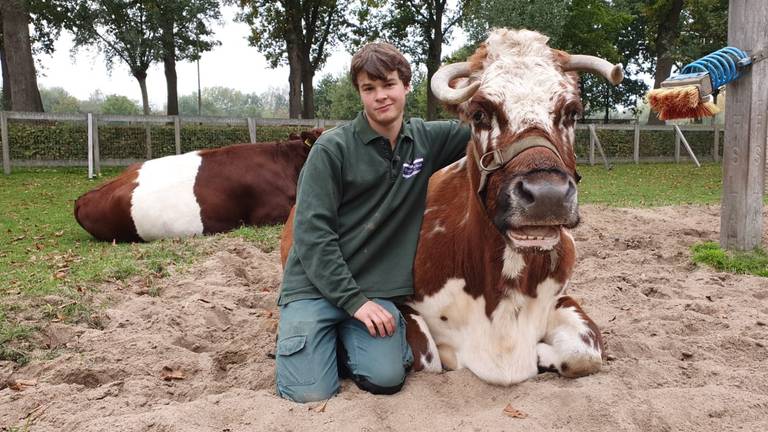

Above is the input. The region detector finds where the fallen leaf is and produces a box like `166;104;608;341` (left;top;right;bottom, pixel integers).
8;378;38;391
11;235;25;243
54;230;64;237
310;399;329;413
160;366;185;381
502;404;528;419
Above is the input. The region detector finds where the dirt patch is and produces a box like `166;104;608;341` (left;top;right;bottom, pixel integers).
2;205;768;431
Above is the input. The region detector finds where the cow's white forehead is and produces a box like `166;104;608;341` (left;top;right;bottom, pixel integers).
466;29;579;139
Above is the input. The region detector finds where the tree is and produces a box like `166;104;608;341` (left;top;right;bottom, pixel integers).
313;73;361;119
40;87;81;113
67;0;162;115
258;86;290;118
464;0;647;121
101;94;142;115
236;0;350;119
146;0;220;116
361;0;472;120
644;0;685;124
0;0;43;111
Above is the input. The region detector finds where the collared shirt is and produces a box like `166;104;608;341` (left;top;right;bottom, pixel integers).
279;112;470;315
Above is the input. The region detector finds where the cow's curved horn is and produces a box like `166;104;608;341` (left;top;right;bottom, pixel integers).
431;62;481;104
564;55;624;85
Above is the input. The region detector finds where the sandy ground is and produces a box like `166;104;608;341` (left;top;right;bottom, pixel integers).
2;204;768;432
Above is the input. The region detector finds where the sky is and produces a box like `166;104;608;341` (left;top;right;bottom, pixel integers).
32;5;466;111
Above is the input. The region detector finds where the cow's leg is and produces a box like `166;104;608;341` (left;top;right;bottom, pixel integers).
398;304;442;373
536;296;603;378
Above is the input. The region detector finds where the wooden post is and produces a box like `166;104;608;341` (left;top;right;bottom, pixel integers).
713;123;720;162
721;0;768;250
674;129;681;163
174;116;182;155
588;124;611;170
1;112;10;175
145;118;152;160
87;113;94;179
248;118;257;143
633;122;640;164
93;114;101;176
588;126;595;166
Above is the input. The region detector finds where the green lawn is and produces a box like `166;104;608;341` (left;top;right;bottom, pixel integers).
0;162;751;363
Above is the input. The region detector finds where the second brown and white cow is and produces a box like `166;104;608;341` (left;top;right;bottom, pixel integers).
403;29;623;383
75;129;322;242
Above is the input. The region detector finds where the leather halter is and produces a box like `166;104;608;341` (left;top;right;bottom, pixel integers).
475;135;564;194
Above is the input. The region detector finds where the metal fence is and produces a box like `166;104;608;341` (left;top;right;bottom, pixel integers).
1;111;725;178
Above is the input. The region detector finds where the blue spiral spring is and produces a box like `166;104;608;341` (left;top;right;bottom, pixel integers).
681;47;751;89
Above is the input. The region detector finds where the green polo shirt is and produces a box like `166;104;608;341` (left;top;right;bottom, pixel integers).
279;112;470;316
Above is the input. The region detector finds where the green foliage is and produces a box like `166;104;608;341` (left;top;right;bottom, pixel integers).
145;0;221;61
692;242;768;277
40;87;81;113
178;86;263;117
313;73;362;120
101;95;142;115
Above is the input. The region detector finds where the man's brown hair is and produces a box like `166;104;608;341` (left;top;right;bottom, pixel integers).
350;42;412;91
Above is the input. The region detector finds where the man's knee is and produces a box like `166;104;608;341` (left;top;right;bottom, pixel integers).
352;365;407;395
277;380;339;403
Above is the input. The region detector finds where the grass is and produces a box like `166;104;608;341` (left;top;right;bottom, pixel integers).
578;162;724;206
0;162;757;363
0;167;281;363
691;241;768;277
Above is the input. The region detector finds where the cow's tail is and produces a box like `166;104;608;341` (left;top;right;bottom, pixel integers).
398;303;443;373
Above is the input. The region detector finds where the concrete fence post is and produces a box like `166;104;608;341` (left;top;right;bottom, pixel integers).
633;122;640;164
87;113;95;179
174;116;182;155
674;129;681;163
1;112;10;175
713;123;720;162
248;118;257;143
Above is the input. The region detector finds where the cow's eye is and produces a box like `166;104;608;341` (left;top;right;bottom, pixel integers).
472;110;486;124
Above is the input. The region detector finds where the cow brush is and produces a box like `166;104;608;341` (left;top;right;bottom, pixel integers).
647;47;758;121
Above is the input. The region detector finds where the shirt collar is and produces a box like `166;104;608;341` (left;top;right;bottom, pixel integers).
354;112;414;145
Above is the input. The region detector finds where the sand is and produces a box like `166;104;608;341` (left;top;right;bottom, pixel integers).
2;204;768;432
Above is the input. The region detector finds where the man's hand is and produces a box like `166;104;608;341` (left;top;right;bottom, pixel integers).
353;301;396;337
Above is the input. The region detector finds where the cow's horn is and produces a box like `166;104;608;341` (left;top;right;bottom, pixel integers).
564;55;624;85
430;62;481;104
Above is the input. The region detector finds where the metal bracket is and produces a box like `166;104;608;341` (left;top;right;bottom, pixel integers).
750;48;767;65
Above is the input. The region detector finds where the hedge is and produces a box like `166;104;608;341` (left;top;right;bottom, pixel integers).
5;120;721;163
7;121;312;161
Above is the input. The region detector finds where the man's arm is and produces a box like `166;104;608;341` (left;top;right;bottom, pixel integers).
424;120;471;172
291;144;395;337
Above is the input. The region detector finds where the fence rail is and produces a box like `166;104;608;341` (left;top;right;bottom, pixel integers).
1;111;726;177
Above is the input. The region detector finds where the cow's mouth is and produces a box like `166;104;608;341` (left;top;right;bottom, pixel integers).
506;225;561;250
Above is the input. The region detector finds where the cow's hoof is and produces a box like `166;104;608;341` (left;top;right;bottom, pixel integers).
558;353;602;378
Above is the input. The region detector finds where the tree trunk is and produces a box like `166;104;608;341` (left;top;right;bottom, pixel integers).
426;10;444;121
1;0;43;112
135;71;151;115
301;62;315;119
0;19;11;111
647;0;685;125
161;18;178;115
287;44;302;118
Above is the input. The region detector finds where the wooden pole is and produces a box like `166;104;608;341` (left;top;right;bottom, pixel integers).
720;0;768;250
248;118;257;144
673;125;701;167
588;125;595;166
87;113;94;179
633;122;640;164
1;112;10;175
588;125;611;170
713;123;720;162
93;114;101;176
174;116;182;155
674;129;681;163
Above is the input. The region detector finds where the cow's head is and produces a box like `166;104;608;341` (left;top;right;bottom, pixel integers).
431;29;623;252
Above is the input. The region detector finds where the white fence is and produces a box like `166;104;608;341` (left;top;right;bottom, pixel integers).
1;111;725;177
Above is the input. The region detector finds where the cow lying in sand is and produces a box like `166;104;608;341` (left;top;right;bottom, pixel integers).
75;129;323;242
281;29;623;385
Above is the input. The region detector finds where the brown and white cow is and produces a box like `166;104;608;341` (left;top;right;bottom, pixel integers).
280;29;623;385
75;129;322;242
403;29;623;383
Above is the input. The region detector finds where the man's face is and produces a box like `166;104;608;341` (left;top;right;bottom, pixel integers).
357;70;410;129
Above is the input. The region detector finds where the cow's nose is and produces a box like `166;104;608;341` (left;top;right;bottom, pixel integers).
514;175;576;219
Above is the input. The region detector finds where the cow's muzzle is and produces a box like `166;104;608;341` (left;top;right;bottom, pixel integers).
495;169;579;250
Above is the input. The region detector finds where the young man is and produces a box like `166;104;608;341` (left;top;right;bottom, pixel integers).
276;42;469;403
